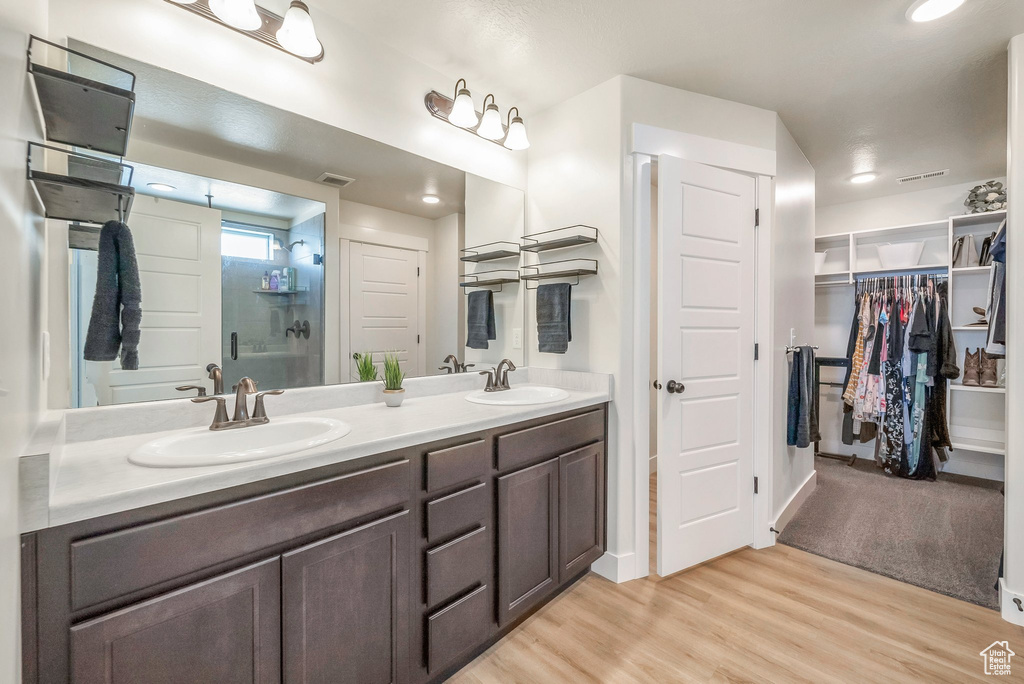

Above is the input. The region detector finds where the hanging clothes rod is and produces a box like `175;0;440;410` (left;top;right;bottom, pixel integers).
786;345;819;353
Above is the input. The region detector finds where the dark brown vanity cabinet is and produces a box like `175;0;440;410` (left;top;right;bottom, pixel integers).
23;404;607;684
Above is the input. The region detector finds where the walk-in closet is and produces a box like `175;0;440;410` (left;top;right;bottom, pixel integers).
783;196;1009;610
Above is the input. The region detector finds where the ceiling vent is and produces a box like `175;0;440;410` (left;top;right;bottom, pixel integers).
316;172;355;188
896;169;949;185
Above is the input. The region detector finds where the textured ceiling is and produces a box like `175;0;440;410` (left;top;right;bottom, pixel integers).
309;0;1024;206
73;43;467;220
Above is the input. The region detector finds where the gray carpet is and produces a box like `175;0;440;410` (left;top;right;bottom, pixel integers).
779;456;1003;609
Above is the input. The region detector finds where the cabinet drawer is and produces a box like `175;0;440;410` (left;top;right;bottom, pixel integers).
496;408;604;472
425;481;488;543
425;439;488;492
70;459;410;611
425;526;489;609
426;584;490;674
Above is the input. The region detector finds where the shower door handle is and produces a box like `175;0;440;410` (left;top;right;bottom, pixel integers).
230;332;238;361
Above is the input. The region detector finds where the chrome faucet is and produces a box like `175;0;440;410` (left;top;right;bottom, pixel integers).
206;363;224;395
175;385;207;397
192;377;283;431
478;368;499;392
439;354;475;374
496;359;517;390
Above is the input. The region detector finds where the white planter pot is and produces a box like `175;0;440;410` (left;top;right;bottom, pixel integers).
382;389;405;407
876;241;925;270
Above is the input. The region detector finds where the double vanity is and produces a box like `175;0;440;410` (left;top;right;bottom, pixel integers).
20;369;609;683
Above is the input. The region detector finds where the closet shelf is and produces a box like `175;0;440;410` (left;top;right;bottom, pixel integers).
521;225;599;253
28;142;135;225
952;266;992;274
951;325;989;332
252;289;305;296
950;209;1007;227
950;441;1006;456
460;241;520;263
853;264;948;277
27;36;136;157
949;384;1006;394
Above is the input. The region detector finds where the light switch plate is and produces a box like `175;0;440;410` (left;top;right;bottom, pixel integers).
512;328;522;349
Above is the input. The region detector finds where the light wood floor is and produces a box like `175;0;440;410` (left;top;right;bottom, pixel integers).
452;477;1024;683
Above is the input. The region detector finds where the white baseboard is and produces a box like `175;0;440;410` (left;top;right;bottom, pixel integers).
771;469;817;534
1000;578;1024;626
591;551;637;583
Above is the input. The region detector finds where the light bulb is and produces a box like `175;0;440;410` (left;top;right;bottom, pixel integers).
850;172;877;184
422;195;441;204
209;0;262;30
276;1;322;58
477;102;505;140
906;0;965;22
448;87;479;128
503;115;529;150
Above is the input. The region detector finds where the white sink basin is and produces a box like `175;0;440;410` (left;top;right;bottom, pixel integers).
465;385;570;406
128;417;351;468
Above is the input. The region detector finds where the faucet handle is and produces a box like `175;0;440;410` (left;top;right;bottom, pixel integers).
438;366;454;374
479;368;497;391
176;385;207;397
462;363;475;371
192;396;229;429
252;390;285;420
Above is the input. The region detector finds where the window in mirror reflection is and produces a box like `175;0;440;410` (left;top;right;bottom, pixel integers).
221;224;273;261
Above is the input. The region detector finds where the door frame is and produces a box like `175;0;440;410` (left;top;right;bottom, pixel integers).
629;123;777;581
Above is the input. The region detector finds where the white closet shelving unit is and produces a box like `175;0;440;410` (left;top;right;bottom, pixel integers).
814;209;1007;477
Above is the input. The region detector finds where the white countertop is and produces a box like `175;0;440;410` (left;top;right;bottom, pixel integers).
36;376;609;529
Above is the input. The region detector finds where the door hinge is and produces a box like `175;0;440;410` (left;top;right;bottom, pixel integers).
754;343;759;361
417;334;421;344
754;476;759;494
417;267;421;276
755;208;760;228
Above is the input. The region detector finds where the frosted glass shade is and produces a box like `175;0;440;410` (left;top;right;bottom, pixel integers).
449;89;479;128
477;104;505;140
503;116;530;150
209;0;262;30
277;1;322;58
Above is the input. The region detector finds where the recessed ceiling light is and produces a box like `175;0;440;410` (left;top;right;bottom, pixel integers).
147;182;176;192
850;173;878;184
907;0;965;22
422;195;441;204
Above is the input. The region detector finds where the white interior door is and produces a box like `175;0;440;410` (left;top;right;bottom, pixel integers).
82;195;222;405
349;242;421;379
656;155;756;577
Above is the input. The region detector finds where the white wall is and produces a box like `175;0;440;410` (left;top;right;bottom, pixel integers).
772;117;816;519
1001;33;1024;627
0;1;48;679
45;0;525;191
817;177;1007;235
428;213;463;372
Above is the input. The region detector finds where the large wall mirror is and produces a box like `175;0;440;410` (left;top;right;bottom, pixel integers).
57;42;525;408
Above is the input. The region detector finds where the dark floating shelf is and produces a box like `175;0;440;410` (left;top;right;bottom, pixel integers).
460;241;521;263
521;258;598;290
28;143;135;226
459;270;520;293
28;36;136;157
521;225;599;253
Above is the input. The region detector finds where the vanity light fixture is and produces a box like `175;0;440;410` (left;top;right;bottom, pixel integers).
424;80;530;151
906;0;965;22
503;107;530;150
850;172;878;184
476;94;505;140
209;0;261;30
162;0;325;63
422;195;441;204
448;79;479;129
147;182;176;192
276;1;322;59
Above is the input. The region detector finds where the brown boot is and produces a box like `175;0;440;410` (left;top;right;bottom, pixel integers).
963;348;980;386
980;349;998;388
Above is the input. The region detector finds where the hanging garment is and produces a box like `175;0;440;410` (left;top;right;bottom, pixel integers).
787;346;819;448
83;220;142;370
843;294;869;404
986;219;1007;357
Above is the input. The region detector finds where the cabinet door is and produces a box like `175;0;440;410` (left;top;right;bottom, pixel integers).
70;557;280;684
497;458;559;626
559;442;605;582
282;511;409;684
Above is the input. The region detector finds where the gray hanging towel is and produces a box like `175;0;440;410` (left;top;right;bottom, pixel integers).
83;220;142;370
536;283;572;354
466;289;496;350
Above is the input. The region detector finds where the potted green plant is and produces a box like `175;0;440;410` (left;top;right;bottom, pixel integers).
354;352;378;382
382;352;406;407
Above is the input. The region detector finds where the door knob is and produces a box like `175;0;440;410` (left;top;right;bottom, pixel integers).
666;380;685;394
